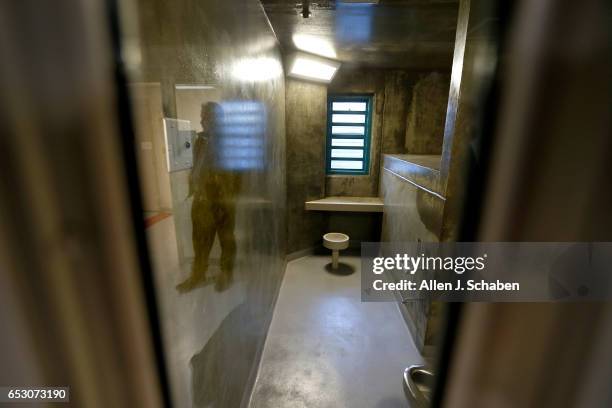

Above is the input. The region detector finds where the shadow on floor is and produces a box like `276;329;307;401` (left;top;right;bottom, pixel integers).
324;262;356;276
190;303;265;408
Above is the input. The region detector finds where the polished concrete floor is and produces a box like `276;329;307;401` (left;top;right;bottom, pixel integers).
249;255;423;408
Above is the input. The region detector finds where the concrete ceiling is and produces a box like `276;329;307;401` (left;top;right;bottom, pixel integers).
261;0;459;70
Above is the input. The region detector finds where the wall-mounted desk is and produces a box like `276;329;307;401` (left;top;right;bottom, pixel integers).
305;196;383;213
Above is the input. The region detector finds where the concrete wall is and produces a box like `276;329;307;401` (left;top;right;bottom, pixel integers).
285;68;431;254
130;0;287;406
405;72;451;154
285;79;327;254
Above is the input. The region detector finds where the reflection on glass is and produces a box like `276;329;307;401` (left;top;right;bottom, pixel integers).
232;57;282;82
292;33;337;59
176;102;241;293
216;101;266;171
336;3;373;44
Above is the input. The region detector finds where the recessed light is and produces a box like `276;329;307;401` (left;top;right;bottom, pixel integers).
292;34;337;59
287;52;341;83
232;57;283;82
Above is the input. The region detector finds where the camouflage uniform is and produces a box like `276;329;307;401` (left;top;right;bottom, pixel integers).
178;129;241;292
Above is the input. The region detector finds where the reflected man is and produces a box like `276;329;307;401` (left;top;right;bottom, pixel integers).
177;102;241;293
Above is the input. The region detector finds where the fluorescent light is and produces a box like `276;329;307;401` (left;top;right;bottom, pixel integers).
292;34;337;59
232;57;283;82
287;53;340;83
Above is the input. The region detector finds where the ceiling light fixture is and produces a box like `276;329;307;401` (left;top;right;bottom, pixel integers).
232;57;283;82
292;33;337;59
287;52;341;83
